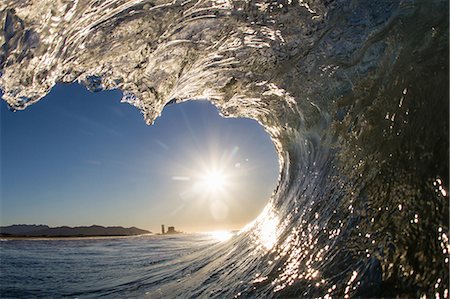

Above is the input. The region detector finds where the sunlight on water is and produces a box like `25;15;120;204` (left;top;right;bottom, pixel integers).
248;207;279;251
209;230;233;242
258;216;278;250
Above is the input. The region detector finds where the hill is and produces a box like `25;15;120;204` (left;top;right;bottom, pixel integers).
0;224;150;237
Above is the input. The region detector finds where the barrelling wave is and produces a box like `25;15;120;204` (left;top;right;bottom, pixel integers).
1;0;448;298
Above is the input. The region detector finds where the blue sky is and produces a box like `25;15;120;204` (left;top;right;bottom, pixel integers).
1;84;279;232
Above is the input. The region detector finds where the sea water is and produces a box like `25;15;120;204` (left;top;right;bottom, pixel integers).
0;234;226;298
1;0;448;297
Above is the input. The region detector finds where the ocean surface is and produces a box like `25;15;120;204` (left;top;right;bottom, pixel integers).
1;0;448;298
0;233;231;298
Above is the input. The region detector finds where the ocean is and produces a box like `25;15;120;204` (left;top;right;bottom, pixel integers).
0;0;448;297
0;233;230;298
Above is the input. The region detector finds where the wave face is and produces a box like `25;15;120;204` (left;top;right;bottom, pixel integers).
1;0;448;297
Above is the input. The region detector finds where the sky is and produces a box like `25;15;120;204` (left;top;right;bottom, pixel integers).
0;83;279;233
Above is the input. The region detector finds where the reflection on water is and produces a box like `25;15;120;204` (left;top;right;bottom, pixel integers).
248;206;279;251
257;214;279;251
209;230;233;242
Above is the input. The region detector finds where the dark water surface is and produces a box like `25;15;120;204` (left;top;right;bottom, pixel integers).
1;234;223;298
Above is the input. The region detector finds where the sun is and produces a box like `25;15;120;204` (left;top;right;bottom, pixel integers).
200;170;226;192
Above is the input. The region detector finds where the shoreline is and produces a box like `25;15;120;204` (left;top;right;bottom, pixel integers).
0;234;153;240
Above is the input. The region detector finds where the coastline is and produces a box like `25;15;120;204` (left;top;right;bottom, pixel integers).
0;234;153;241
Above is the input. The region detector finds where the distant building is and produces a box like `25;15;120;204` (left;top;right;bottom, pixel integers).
161;224;180;234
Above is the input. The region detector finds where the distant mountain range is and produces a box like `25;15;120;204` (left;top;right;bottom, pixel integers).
0;224;151;237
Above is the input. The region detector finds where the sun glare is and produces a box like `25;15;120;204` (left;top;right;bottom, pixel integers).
201;170;226;192
210;230;233;242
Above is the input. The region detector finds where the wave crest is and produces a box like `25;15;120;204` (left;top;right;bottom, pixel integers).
1;0;448;297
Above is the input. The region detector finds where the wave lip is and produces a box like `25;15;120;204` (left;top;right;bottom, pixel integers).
1;0;449;297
